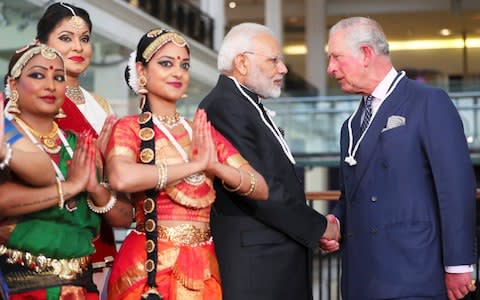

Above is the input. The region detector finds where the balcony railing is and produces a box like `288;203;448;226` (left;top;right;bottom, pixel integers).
124;0;214;49
259;91;480;166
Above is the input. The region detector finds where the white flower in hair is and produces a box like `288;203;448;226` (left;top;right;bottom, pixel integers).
4;83;11;99
127;50;139;94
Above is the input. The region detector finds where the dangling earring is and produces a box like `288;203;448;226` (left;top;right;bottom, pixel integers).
7;90;20;115
138;76;148;95
55;108;66;119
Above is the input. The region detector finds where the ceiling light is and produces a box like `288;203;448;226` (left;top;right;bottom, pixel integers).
283;38;480;55
439;28;452;36
228;1;237;9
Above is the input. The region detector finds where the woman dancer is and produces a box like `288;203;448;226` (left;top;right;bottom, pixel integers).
35;3;118;294
0;43;124;299
106;28;268;300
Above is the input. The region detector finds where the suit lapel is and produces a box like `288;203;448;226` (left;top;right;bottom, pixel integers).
348;78;410;198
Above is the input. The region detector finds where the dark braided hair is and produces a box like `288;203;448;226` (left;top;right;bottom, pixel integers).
124;28;189;300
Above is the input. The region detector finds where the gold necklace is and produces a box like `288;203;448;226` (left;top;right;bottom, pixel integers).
65;86;85;105
157;112;181;128
14;117;61;154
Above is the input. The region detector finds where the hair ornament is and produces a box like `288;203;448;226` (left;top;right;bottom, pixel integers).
60;2;84;31
4;83;11;99
15;39;40;54
142;30;189;62
10;44;63;79
127;50;140;94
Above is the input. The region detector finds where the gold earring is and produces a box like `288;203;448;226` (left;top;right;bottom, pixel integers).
138;76;148;95
7;90;20;115
55;108;66;119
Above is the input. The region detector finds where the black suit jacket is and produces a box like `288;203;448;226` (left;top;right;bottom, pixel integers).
199;75;327;300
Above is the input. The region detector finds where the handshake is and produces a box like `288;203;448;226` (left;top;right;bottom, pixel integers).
319;214;341;253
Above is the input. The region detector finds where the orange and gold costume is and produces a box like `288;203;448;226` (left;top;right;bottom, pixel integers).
106;116;247;300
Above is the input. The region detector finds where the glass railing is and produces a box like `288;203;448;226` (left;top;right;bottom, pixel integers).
181;91;480;166
123;0;214;49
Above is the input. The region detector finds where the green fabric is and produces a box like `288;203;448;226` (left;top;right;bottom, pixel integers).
7;132;101;258
46;286;60;300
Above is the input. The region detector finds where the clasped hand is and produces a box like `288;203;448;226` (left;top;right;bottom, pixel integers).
319;214;341;253
189;109;219;174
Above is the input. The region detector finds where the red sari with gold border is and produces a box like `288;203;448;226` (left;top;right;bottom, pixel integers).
106;116;247;300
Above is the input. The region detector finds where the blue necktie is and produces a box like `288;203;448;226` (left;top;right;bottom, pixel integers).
360;95;374;133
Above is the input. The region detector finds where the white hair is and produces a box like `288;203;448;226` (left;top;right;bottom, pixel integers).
217;22;275;73
329;17;390;56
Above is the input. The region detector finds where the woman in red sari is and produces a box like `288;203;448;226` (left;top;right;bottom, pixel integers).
106;28;269;300
35;3;118;296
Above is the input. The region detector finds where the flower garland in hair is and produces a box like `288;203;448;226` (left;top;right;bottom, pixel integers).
127;50;140;94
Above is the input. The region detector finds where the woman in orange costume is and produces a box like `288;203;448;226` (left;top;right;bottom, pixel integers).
106;28;269;300
35;3;118;296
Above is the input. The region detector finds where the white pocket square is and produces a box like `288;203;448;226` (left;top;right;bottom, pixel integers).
382;115;406;132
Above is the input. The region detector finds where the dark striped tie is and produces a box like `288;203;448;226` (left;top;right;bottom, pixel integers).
360;95;374;133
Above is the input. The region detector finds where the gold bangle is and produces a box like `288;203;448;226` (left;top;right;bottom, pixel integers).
239;171;256;197
155;162;167;190
55;178;65;209
222;168;243;192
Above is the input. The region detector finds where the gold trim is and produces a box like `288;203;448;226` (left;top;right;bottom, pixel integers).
145;219;156;232
145;259;155;272
140;148;154;163
0;245;90;280
142;32;188;62
158;224;211;245
139;127;155;141
146;240;155;253
143;198;155;214
138;112;152;124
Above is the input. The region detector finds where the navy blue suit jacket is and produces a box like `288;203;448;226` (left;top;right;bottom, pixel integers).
333;77;476;299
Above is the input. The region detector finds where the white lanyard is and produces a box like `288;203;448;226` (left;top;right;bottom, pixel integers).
344;71;405;166
15;120;73;180
229;76;296;164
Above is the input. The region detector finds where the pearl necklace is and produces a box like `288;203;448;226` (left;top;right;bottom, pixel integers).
14;117;62;154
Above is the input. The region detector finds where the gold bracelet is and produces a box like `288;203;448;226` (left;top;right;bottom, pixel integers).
86;182;117;214
239;171;256;197
55;178;65;209
155;162;167;190
222;168;243;192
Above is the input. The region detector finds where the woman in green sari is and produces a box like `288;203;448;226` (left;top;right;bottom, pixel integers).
0;44;132;299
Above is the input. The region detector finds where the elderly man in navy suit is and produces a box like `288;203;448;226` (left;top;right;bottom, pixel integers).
323;16;477;300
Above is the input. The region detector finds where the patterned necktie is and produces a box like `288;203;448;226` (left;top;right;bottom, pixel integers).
360;95;374;133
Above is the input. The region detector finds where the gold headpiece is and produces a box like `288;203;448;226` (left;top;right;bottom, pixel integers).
142;29;189;62
60;2;84;32
10;44;64;79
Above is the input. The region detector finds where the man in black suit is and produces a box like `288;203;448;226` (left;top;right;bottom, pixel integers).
199;22;339;300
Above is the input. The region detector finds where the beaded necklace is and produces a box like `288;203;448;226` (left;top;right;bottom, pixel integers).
156;112;181;128
65;86;85;105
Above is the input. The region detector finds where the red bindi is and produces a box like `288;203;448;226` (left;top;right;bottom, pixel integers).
177;56;181;60
49;65;54;70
